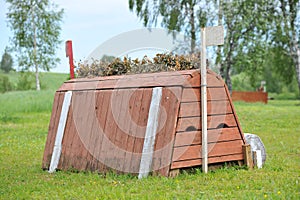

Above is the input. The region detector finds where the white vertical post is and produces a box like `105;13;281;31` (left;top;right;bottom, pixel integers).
138;87;162;179
201;27;208;173
49;91;72;173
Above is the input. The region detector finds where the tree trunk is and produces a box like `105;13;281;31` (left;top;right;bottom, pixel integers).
32;5;40;91
226;66;232;94
216;0;223;70
294;43;300;96
190;3;196;53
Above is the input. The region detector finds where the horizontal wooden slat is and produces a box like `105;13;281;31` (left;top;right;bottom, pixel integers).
176;114;237;132
174;127;242;147
179;100;232;117
58;69;225;91
181;87;228;102
172;140;243;162
232;91;268;104
171;153;244;169
68;69;196;83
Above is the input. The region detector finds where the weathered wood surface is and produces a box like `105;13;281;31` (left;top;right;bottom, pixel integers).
43;69;246;176
232;91;268;104
43;87;182;175
42;92;64;169
58;70;224;91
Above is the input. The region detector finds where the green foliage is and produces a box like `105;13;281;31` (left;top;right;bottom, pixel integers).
0;74;13;93
0;48;13;73
129;0;212;53
16;72;35;91
5;0;64;90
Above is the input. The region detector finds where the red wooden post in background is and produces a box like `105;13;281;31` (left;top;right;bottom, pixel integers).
66;40;75;79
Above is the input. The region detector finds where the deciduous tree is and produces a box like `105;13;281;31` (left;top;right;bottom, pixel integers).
0;48;13;73
6;0;64;90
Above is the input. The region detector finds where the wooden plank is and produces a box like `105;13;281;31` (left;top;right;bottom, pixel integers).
42;92;62;169
181;87;228;102
138;87;163;179
58;105;79;170
122;88;145;174
170;153;244;169
62;91;91;171
58;69;226;92
82;90;104;171
117;89;142;173
174;127;242;147
232;91;268;104
88;90;105;172
95;90;112;172
172;140;243;162
152;87;182;177
243;144;253;169
179;100;232;117
110;89;136;173
176;114;238;132
49;91;72;173
99;89;119;173
129;88;152;174
67;69;195;83
58;75;191;91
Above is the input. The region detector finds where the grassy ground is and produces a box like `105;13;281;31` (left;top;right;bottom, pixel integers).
0;73;299;199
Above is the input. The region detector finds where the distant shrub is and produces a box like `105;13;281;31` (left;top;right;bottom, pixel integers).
0;74;13;93
17;72;35;91
0;49;13;73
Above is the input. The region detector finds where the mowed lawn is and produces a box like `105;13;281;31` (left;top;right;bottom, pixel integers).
0;73;299;199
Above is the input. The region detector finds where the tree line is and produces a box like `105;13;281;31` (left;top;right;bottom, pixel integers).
2;0;299;96
129;0;300;94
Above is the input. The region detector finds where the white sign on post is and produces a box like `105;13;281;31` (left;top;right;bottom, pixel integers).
201;25;224;174
205;26;224;46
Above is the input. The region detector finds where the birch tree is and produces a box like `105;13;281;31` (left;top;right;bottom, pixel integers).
6;0;64;90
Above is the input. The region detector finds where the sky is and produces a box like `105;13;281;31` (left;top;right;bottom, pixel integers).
0;0;151;73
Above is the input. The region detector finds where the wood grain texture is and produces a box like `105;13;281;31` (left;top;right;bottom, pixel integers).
152;87;182;176
57;70;225;92
181;87;227;102
179;100;232;117
232;91;268;104
171;153;244;169
42;92;64;169
174;127;242;147
172;140;243;162
176;114;238;132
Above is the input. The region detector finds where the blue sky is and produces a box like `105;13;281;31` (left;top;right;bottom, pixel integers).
0;0;148;73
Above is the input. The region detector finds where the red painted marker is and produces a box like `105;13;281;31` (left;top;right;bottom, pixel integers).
65;40;75;79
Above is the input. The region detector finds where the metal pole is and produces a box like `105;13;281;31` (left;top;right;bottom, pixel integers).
201;27;208;173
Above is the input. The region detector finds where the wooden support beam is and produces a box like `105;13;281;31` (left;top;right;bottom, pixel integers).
243;144;253;169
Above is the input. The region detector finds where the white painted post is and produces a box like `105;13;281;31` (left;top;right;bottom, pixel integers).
201;28;208;174
138;87;162;179
200;26;224;173
49;91;72;173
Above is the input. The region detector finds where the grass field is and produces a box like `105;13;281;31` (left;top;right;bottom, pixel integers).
0;72;299;199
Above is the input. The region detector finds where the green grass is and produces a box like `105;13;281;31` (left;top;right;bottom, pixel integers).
0;73;299;199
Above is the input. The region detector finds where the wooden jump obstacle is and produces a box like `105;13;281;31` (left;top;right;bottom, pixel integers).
232;91;268;104
42;69;247;177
